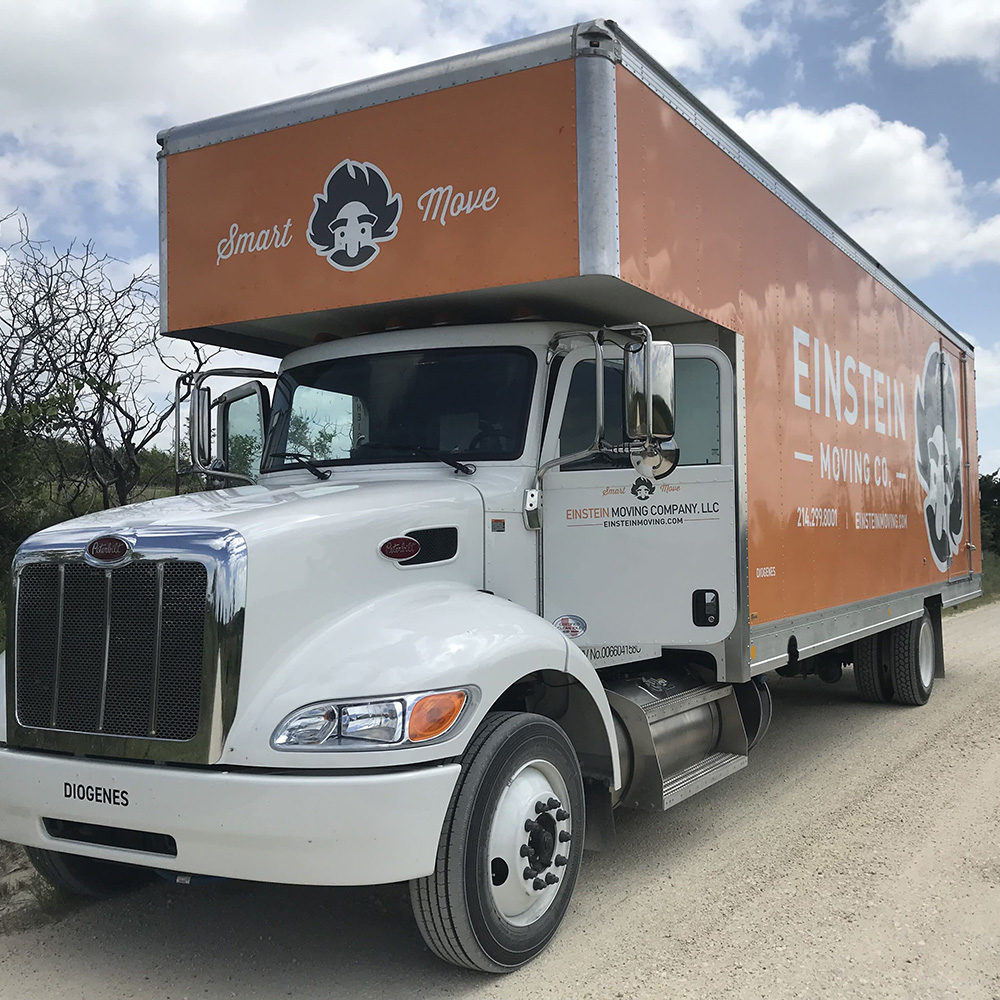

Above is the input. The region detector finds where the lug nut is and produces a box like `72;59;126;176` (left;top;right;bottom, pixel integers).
547;797;561;809
545;873;559;885
534;800;547;814
559;831;572;843
519;844;533;858
555;809;569;821
524;819;539;833
532;877;546;890
555;854;568;867
523;867;535;880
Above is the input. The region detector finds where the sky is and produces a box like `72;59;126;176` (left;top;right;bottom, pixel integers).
1;0;998;470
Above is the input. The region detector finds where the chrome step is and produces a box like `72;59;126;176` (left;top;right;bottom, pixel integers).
640;683;733;725
660;751;748;810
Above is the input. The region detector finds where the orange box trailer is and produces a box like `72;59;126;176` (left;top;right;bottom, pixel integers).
158;18;981;677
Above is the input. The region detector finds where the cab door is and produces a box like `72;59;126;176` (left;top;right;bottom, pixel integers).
541;344;737;655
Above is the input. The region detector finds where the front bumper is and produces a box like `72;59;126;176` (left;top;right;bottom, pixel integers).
0;748;459;885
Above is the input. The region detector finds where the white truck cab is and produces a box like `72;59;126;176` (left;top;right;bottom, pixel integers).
2;319;758;971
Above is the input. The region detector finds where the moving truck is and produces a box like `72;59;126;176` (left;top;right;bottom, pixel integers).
0;20;982;972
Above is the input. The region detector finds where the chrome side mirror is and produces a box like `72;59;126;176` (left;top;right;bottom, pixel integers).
217;380;270;481
625;338;679;480
624;340;676;440
190;386;213;468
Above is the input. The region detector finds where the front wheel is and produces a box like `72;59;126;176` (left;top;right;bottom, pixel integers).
25;847;154;898
410;712;584;973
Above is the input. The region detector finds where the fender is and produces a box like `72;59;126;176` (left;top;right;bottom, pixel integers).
224;582;619;780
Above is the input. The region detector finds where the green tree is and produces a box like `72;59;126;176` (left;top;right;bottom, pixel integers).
980;468;1000;555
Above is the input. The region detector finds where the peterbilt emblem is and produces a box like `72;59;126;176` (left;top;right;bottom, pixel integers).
380;536;421;561
86;536;131;563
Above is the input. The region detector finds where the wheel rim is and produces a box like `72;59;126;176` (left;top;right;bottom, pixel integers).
918;616;935;689
487;757;573;928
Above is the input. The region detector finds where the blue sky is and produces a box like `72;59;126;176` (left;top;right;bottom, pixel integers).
1;0;998;469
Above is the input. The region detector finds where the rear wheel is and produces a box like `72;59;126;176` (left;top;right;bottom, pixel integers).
853;633;893;703
410;712;584;973
890;609;936;706
25;847;153;899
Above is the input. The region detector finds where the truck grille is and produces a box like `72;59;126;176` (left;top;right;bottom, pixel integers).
15;560;208;741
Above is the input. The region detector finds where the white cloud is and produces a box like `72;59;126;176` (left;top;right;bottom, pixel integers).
964;335;1000;411
835;36;876;76
733;102;1000;279
0;0;808;252
887;0;1000;73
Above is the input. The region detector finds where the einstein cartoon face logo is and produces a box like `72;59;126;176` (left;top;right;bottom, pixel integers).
630;477;655;500
307;159;402;272
914;343;964;572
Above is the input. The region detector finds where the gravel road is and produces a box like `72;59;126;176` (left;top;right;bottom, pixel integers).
1;602;997;1000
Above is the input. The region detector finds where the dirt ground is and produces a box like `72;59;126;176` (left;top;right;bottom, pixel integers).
0;601;997;999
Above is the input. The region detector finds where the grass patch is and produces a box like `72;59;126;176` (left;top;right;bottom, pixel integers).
945;548;999;615
0;842;26;881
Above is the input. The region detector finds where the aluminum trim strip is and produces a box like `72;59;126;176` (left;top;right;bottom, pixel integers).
748;575;982;673
722;331;751;683
575;40;620;277
612;28;973;356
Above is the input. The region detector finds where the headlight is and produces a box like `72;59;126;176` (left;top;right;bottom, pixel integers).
271;688;473;750
340;700;404;743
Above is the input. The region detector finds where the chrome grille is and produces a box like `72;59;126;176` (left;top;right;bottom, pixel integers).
15;560;207;741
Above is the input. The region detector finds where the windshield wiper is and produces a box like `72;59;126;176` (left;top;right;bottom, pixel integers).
271;451;331;480
371;443;476;476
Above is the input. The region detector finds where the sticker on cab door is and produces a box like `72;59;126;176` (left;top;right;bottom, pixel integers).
552;615;587;639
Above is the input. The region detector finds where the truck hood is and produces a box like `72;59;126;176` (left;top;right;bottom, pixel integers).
22;476;487;708
26;476;484;554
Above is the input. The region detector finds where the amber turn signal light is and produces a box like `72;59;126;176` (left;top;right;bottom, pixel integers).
407;691;467;742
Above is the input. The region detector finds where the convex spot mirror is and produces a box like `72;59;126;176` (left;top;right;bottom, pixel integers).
631;440;681;481
625;340;676;441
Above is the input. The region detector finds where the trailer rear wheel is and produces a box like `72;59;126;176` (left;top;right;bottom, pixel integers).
25;847;153;899
853;633;893;703
410;712;584;973
890;609;935;706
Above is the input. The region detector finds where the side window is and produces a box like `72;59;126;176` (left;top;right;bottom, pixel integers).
557;355;722;470
288;385;364;460
559;360;630;471
674;358;721;465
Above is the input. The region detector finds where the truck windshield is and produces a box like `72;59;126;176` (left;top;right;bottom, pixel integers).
262;346;536;472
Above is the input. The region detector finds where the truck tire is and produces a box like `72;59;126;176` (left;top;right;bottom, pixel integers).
853;633;893;703
889;609;936;706
25;847;154;899
410;712;584;973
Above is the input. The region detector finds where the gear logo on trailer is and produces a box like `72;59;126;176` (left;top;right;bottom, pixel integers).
307;159;402;272
913;343;964;572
